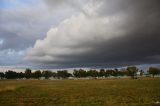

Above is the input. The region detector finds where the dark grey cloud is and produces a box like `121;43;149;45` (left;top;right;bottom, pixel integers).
74;0;160;66
0;6;56;50
26;0;160;67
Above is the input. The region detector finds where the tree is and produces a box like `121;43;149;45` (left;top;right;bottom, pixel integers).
42;70;53;79
33;70;42;79
126;66;138;79
87;70;98;78
5;70;18;79
112;69;119;77
0;72;5;79
118;69;126;76
17;72;24;79
106;70;114;77
79;69;87;77
57;70;71;79
148;67;160;77
73;69;87;78
52;72;57;78
105;70;110;77
25;68;32;79
73;69;79;77
140;70;144;76
99;69;105;77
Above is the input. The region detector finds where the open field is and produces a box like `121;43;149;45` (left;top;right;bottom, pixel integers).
0;78;160;106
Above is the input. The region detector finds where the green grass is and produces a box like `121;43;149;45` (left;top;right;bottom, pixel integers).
0;78;160;106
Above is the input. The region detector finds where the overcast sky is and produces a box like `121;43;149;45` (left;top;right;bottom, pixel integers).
0;0;160;68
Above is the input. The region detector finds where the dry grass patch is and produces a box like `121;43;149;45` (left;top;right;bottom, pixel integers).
0;86;17;92
0;78;160;106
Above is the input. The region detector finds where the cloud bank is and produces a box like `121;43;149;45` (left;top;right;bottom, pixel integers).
0;0;84;65
25;0;160;67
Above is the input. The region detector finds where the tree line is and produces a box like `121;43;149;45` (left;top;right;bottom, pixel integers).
0;67;160;79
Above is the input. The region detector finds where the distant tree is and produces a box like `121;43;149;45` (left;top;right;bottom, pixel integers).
148;67;160;77
57;70;71;79
112;69;119;77
17;72;24;79
119;68;128;76
33;70;42;79
105;70;110;77
87;70;98;78
79;69;87;77
99;69;105;77
52;72;57;78
106;70;114;77
140;70;144;76
25;68;32;79
5;70;18;79
117;69;126;76
126;66;138;79
73;69;87;78
0;72;5;79
42;70;53;79
73;69;79;77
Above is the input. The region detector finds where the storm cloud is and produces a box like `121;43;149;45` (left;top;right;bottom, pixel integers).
0;0;160;67
0;0;80;50
0;0;82;65
25;0;160;67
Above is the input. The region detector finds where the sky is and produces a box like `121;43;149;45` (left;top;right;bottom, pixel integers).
0;0;160;69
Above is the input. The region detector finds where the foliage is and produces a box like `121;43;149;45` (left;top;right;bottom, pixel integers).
33;70;42;79
1;66;160;79
148;67;160;77
73;69;87;77
126;66;138;79
57;70;71;78
140;70;144;76
99;69;105;77
0;72;5;79
25;68;32;79
87;70;98;77
5;70;18;79
42;70;53;79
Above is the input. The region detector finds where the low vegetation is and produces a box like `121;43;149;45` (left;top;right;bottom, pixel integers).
0;78;160;106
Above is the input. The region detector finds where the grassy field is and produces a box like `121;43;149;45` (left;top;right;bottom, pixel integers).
0;78;160;106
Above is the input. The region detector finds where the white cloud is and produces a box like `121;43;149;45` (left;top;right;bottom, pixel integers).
25;0;127;64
